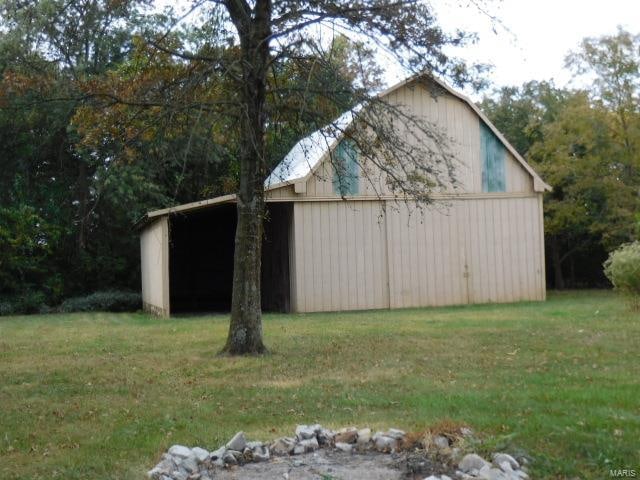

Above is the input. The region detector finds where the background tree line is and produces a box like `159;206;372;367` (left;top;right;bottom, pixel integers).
481;28;640;289
0;0;381;313
0;0;637;312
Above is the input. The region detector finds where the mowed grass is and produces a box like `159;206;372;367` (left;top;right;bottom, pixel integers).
0;291;638;479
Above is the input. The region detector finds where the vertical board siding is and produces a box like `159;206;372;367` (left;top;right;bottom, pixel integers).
292;201;389;312
291;195;545;312
140;216;169;316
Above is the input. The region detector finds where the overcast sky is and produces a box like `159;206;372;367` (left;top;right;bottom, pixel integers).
432;0;640;93
164;0;639;95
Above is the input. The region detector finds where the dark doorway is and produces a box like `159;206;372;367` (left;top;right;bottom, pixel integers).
168;202;292;314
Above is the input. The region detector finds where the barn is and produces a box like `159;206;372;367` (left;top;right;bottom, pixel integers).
138;75;551;317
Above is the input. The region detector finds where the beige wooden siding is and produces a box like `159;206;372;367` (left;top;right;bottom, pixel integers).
297;82;534;198
291;194;545;312
140;216;170;316
291;200;389;312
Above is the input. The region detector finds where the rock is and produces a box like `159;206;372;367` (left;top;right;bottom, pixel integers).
170;471;189;480
374;435;397;452
179;456;199;474
433;435;450;449
423;476;440;480
298;437;319;453
295;425;317;440
493;453;519;470
356;428;372;447
210;446;226;460
459;453;491;473
460;427;474;437
246;441;263;450
226;431;247;451
191;447;209;463
271;437;296;455
385;428;406;440
334;430;358;444
481;467;510;480
222;451;238;465
253;446;270;462
168;445;194;460
293;444;306;455
441;476;453;480
317;428;335;445
147;466;168;479
335;442;353;453
513;470;529;479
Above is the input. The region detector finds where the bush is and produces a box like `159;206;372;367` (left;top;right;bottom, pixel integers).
604;241;640;310
0;291;48;316
59;290;141;313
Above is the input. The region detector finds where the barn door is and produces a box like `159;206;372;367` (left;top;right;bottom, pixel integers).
385;202;470;309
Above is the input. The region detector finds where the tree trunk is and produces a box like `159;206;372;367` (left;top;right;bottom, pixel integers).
77;158;89;252
222;0;271;355
550;237;565;290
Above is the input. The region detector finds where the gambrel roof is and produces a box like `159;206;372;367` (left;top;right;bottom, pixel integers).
264;74;551;193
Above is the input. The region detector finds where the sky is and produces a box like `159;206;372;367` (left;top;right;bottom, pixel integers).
431;0;640;92
162;0;640;94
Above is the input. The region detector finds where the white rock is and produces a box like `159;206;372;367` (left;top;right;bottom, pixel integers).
385;428;406;440
293;444;306;455
253;446;270;462
513;470;529;479
210;446;226;460
271;437;296;455
179;456;198;474
146;466;166;479
222;451;238;465
168;445;194;459
191;447;210;463
434;435;450;449
356;428;372;445
499;461;513;473
335;442;353;453
295;425;317;440
441;476;453;480
246;441;263;450
298;437;319;452
493;453;520;470
423;476;440;480
170;470;188;480
226;431;247;451
459;453;491;473
374;435;397;452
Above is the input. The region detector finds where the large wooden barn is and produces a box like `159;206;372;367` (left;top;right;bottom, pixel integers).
139;75;551;317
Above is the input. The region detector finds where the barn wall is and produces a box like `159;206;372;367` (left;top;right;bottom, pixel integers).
297;81;533;199
385;194;545;308
291;200;389;312
140;216;170;317
291;194;545;313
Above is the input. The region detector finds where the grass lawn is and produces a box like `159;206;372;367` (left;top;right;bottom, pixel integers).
0;290;638;479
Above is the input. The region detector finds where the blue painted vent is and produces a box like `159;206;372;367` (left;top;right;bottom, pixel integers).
480;122;506;192
332;139;359;196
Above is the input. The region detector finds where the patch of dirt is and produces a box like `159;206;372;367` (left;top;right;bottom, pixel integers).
213;449;451;480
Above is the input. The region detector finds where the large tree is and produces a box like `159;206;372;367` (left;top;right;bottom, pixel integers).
159;0;481;354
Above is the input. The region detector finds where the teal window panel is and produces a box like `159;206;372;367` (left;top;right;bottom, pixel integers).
332;139;359;196
480;122;506;192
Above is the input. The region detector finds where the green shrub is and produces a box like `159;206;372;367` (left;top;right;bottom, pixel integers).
604;241;640;310
59;290;141;313
0;291;48;316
